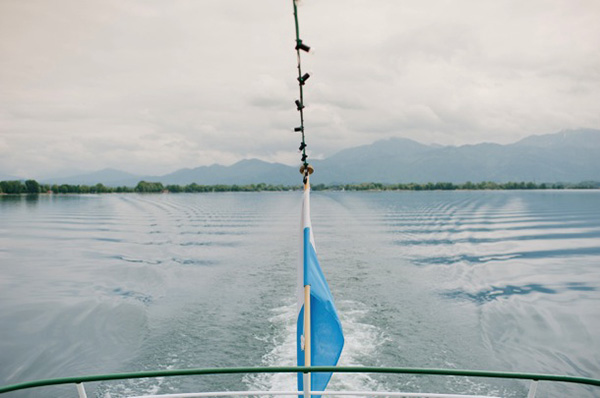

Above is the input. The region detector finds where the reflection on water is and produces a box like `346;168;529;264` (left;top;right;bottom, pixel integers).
442;282;598;304
1;191;599;398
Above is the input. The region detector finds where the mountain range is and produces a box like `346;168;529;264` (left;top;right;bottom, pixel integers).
34;129;600;186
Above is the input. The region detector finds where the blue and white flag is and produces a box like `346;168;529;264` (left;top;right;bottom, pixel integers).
297;184;344;398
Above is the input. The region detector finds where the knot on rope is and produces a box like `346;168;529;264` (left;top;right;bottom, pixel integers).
296;39;311;53
298;73;310;86
300;164;314;185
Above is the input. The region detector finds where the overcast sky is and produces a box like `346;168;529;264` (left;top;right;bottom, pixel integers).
1;0;599;178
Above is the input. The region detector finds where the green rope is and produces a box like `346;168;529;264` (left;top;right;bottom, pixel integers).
292;0;310;182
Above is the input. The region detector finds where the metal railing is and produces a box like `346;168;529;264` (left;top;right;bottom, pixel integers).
1;366;599;398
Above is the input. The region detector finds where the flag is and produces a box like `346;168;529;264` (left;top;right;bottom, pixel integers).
297;184;344;398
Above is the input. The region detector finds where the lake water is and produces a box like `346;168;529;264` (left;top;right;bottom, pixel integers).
1;191;599;398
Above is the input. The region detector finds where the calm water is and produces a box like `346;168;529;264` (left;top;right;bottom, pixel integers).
1;191;599;398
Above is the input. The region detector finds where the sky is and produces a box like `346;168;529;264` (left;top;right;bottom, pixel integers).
1;0;599;178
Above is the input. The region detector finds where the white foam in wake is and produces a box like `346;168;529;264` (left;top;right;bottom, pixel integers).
245;300;388;398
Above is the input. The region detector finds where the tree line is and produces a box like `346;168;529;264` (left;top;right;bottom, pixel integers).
311;181;600;191
1;179;598;195
0;180;294;194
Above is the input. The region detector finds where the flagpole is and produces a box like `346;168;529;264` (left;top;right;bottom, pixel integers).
303;177;311;398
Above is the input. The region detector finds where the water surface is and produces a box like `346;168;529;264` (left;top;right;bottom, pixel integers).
1;191;599;397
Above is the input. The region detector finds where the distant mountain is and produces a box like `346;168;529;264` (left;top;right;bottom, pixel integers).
515;128;600;148
36;129;600;186
311;137;435;183
41;168;141;186
155;159;298;185
311;128;600;184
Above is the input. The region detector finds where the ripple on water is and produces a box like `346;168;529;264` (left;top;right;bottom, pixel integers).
1;191;599;398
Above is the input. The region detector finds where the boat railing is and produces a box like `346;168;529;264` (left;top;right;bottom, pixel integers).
1;366;599;398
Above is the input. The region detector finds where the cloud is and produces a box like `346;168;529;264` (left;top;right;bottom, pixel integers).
1;0;599;177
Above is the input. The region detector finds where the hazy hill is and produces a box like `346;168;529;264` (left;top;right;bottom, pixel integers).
311;137;434;183
41;168;141;186
312;129;600;184
153;159;299;185
38;129;600;186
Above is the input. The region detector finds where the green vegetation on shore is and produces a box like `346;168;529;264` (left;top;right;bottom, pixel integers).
1;179;599;195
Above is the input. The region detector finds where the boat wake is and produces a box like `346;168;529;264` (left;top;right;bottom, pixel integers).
245;300;388;397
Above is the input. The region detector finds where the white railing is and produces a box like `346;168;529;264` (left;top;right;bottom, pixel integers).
127;391;502;398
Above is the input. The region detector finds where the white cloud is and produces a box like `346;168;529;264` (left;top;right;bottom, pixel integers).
1;0;599;177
